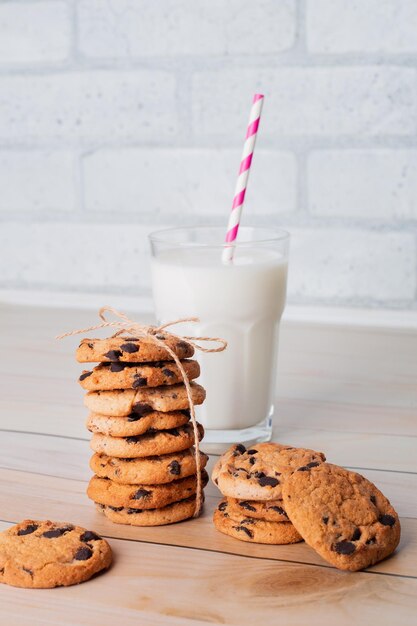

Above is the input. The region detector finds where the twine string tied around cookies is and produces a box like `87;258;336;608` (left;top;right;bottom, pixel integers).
57;306;228;517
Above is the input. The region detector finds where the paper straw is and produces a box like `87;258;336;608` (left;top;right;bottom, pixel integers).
222;93;264;263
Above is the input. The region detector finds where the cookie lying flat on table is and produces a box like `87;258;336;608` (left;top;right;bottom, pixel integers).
282;463;401;571
77;335;194;363
227;497;289;523
0;520;112;588
86;410;190;437
90;422;204;458
88;471;209;510
212;442;326;501
213;499;302;545
79;359;200;391
97;495;202;526
91;448;209;485
84;383;206;417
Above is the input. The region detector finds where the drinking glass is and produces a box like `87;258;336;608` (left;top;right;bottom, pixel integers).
149;226;289;452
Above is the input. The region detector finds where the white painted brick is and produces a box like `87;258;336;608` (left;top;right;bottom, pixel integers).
0;223;160;289
307;0;417;54
0;1;71;64
308;150;417;220
77;0;295;58
0;71;177;144
288;229;416;302
0;151;76;212
83;148;296;216
192;67;417;137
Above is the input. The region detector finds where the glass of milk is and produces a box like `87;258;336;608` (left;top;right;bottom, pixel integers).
149;226;289;452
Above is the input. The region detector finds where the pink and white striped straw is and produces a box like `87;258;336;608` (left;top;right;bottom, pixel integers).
222;93;264;263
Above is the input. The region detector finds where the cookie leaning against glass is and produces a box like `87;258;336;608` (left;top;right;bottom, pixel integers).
75;330;209;527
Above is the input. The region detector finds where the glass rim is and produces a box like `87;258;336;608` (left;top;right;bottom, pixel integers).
148;225;290;248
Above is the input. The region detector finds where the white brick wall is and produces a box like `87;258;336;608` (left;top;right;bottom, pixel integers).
0;1;71;65
78;0;296;57
0;1;416;311
307;0;417;54
83;149;296;216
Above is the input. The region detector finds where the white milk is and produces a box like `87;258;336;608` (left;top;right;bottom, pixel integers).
151;247;288;431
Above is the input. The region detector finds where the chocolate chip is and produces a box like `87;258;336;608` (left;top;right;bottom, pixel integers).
258;476;279;487
110;362;128;372
214;478;218;485
370;495;376;504
351;528;362;541
242;518;255;525
132;402;153;416
133;489;151;499
132;376;148;388
104;349;122;361
87;342;94;349
23;568;33;576
254;471;266;479
306;461;320;468
80;531;100;542
322;516;329;525
246;449;258;455
79;371;92;381
109;506;123;511
74;546;93;561
162;368;175;378
169;460;181;475
271;506;287;516
239;501;256;512
249;457;256;466
125;436;140;443
218;501;227;511
127;414;143;422
235;525;253;539
379;514;396;527
366;537;376;545
297;466;310;472
43;526;72;538
234;444;246;455
124;337;139;341
120;343;139;353
127;508;142;514
17;524;38;536
333;541;356;555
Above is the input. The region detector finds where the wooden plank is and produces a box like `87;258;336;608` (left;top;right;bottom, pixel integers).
0;468;415;578
0;431;416;512
0;520;416;626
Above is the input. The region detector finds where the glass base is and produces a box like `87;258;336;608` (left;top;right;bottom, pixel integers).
200;409;273;455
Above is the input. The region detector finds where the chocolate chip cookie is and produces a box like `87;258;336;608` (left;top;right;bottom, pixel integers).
96;495;202;526
212;442;326;501
84;383;206;417
282;463;401;571
88;471;209;510
79;359;200;391
227;497;289;523
86;410;190;437
90;448;209;485
90;422;204;458
213;499;302;545
0;520;112;588
77;335;194;363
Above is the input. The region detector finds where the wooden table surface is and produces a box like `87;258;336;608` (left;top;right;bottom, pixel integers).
0;303;416;625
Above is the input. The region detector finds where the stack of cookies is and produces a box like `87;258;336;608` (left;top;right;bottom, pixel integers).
212;443;324;545
213;442;401;571
76;334;209;526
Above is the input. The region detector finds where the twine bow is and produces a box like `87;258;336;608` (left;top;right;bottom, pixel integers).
57;306;227;517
